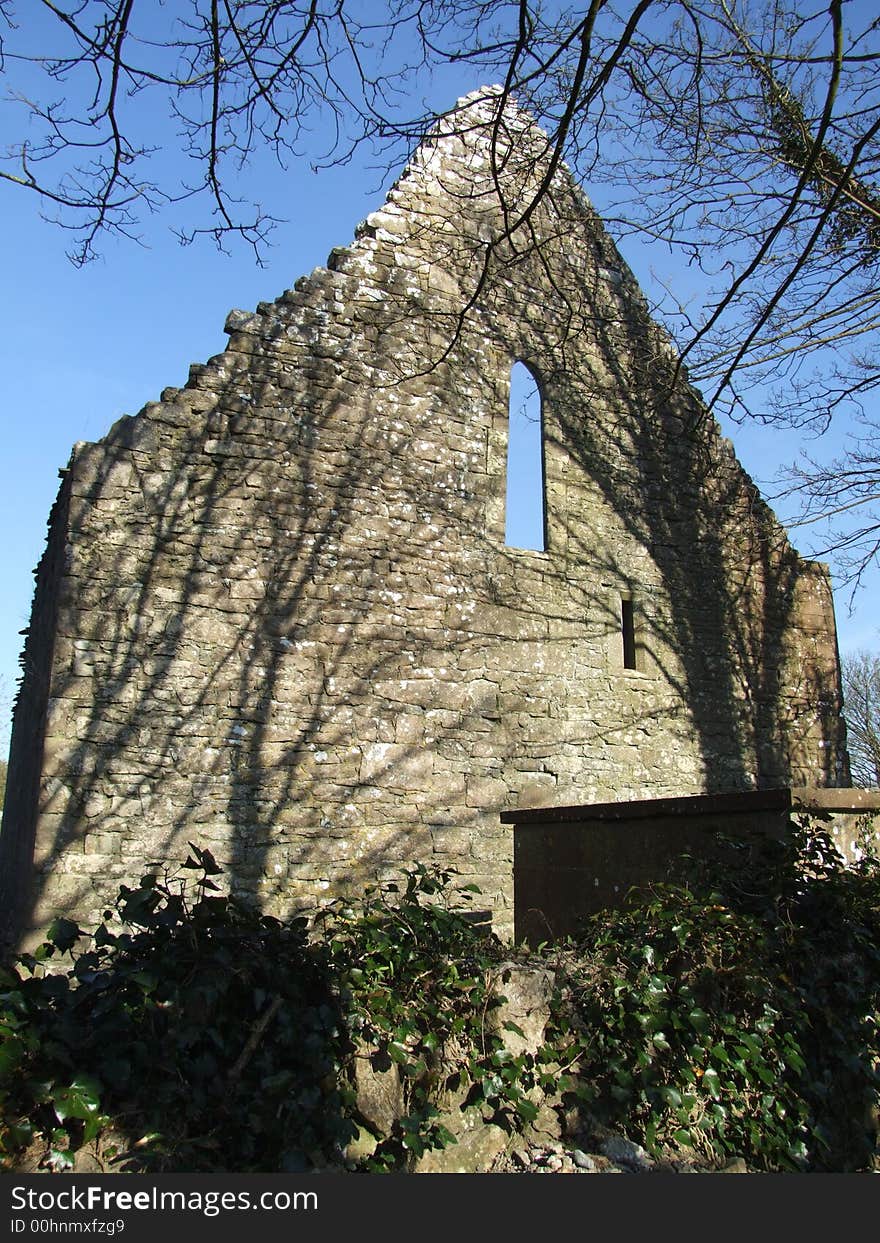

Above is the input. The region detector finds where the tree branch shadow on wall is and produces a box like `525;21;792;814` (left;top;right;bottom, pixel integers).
0;104;845;951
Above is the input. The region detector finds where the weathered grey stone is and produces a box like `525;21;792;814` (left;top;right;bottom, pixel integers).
0;85;851;949
487;961;555;1057
352;1045;405;1134
343;1126;379;1165
719;1157;749;1173
524;1102;563;1144
600;1135;654;1172
412;1121;510;1174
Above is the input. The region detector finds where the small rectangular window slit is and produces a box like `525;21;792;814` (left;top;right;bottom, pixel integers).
621;596;637;671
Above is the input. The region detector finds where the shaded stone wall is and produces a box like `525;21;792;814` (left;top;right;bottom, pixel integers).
0;89;849;945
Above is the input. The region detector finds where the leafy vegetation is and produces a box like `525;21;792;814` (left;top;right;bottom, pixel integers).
1;821;878;1173
0;845;355;1172
0;849;535;1172
551;817;880;1171
321;866;550;1170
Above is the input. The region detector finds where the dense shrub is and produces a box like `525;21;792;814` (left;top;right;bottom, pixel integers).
551;816;880;1170
1;820;878;1173
0;845;355;1171
0;850;533;1172
321;865;549;1169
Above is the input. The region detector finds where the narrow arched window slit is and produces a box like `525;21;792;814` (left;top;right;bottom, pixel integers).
505;361;546;551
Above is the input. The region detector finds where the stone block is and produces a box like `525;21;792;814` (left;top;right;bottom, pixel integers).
412;1122;510;1174
351;1044;406;1135
359;743;434;786
486;962;556;1057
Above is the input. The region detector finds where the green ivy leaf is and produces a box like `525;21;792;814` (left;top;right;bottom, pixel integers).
46;918;83;954
47;1147;75;1172
688;1007;710;1033
52;1075;103;1124
702;1068;722;1100
514;1098;539;1124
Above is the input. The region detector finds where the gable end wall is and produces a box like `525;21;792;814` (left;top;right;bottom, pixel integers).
0;90;849;945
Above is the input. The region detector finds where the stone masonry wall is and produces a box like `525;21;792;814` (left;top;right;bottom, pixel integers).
0;88;849;945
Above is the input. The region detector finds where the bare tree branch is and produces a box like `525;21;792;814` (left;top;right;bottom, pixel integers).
841;651;880;787
2;1;880;588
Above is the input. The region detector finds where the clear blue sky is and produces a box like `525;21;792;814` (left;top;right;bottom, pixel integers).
1;32;877;758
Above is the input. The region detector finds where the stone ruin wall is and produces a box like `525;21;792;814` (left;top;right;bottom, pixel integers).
0;90;849;945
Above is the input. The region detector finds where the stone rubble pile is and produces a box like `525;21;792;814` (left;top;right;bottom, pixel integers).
488;1132;749;1175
